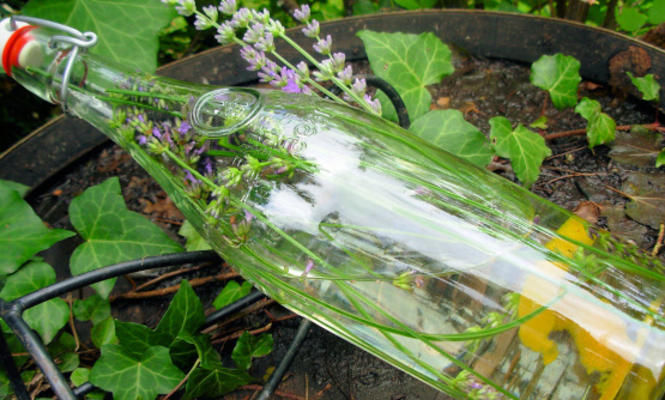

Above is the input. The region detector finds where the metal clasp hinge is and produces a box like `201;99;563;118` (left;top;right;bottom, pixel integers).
9;16;97;113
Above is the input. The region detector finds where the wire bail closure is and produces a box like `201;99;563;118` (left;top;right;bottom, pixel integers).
9;16;97;113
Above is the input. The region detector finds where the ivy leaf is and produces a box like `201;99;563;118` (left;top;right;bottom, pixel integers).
91;317;117;348
657;148;665;168
648;0;665;24
68;178;182;298
529;116;548;130
70;368;90;387
90;344;184;400
626;72;661;101
114;320;171;359
0;184;74;275
394;0;436;10
358;31;454;120
575;97;616;148
621;171;665;229
617;6;648;32
530;54;581;109
22;0;174;72
155;280;205;344
409;110;493;167
489;116;551;187
0;180;29;197
178;220;211;251
178;332;223;370
57;352;80;373
213;280;253;310
231;331;274;370
185;367;252;399
609;127;662;167
73;294;111;325
0;261;69;344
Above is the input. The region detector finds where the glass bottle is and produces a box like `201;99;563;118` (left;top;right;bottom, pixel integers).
3;16;665;400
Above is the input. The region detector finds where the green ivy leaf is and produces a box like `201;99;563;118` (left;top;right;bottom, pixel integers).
155;280;205;344
113;320;170;359
617;6;648;32
657;148;665;168
71;367;90;387
213;280;253;310
0;261;69;344
178;332;223;370
394;0;436;10
73;294;111;325
530;54;581;109
178;220;211;251
358;31;454;120
0;184;74;275
409;110;493;167
90;344;184;400
57;352;80;373
185;367;252;399
22;0;174;72
68;178;182;298
489;116;551;187
648;0;665;24
91;317;117;348
231;331;274;370
0;180;29;197
575;97;616;148
529;116;548;130
626;72;661;101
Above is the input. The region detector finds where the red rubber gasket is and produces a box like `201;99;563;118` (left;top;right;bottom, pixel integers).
2;25;36;76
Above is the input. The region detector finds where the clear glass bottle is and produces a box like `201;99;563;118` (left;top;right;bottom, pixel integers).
4;17;665;400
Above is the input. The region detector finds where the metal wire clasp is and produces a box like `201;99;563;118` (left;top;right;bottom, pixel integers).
9;15;97;113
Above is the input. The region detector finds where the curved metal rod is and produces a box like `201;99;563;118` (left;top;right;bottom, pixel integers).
328;74;410;129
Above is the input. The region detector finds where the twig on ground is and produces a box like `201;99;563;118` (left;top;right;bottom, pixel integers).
653;223;665;257
544;122;665;141
240;384;306;400
211;322;273;345
163;359;200;400
110;271;239;301
544;172;607;185
66;293;80;351
202;298;276;335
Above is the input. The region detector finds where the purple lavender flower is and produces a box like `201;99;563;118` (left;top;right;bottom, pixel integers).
255;32;275;52
251;9;271;23
364;94;382;115
230;8;252;28
331;52;345;72
244;209;254;223
194;5;218;30
178;121;192;135
215;21;236;44
258;60;280;83
173;0;196;16
240;46;267;71
304;259;314;274
351;77;367;97
296;61;309;78
313;34;332;55
293;4;310;22
184;170;201;185
203;157;214;176
243;22;265;43
278;67;302;93
337;65;353;85
301;20;319;38
152;126;162;139
137;135;148;145
137;114;146;124
218;0;237;15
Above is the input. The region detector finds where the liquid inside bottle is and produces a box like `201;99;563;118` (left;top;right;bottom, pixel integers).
5;19;665;400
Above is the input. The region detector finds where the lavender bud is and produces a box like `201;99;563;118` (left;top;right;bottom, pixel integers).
301;20;319;38
351;78;367;97
203;5;218;20
174;0;196;16
252;9;271;23
194;14;213;30
337;64;353;85
231;8;252;28
331;52;345;72
364;94;382;115
218;0;237;15
313;34;332;55
178;121;192;135
255;32;275;52
152;126;162;139
240;46;266;71
296;61;310;78
243;22;265;44
293;4;311;22
266;19;285;35
214;21;237;44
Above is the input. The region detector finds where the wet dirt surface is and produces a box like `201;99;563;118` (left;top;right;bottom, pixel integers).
24;54;664;400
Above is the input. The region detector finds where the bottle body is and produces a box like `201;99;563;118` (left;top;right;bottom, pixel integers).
9;24;665;400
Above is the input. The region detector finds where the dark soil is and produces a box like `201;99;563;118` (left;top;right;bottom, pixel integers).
22;54;665;399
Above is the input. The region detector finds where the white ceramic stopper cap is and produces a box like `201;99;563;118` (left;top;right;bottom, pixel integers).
1;17;43;74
